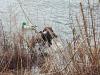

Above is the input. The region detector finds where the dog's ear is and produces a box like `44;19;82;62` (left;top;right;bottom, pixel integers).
53;33;57;38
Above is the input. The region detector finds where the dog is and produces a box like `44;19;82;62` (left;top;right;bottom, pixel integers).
29;27;57;49
41;27;57;47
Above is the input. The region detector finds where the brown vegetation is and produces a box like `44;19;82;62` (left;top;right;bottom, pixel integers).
0;0;100;75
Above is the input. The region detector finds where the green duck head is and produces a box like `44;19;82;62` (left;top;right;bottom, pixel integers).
22;22;27;29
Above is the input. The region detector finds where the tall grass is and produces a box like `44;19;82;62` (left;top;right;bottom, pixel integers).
60;1;100;75
0;0;100;75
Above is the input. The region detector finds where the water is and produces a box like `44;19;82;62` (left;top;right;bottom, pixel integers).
0;0;79;39
0;0;99;40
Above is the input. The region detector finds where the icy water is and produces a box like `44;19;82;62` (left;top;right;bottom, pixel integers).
0;0;99;40
0;0;81;39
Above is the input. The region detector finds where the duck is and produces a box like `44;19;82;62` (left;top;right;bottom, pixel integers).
22;22;35;30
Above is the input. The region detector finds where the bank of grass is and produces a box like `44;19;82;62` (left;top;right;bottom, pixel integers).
0;0;100;75
60;1;100;75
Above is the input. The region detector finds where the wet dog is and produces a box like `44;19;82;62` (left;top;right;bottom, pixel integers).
41;27;57;47
29;27;57;49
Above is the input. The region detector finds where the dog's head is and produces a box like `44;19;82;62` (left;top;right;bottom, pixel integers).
43;27;57;39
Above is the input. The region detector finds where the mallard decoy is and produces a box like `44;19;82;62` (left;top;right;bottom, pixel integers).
22;22;35;30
